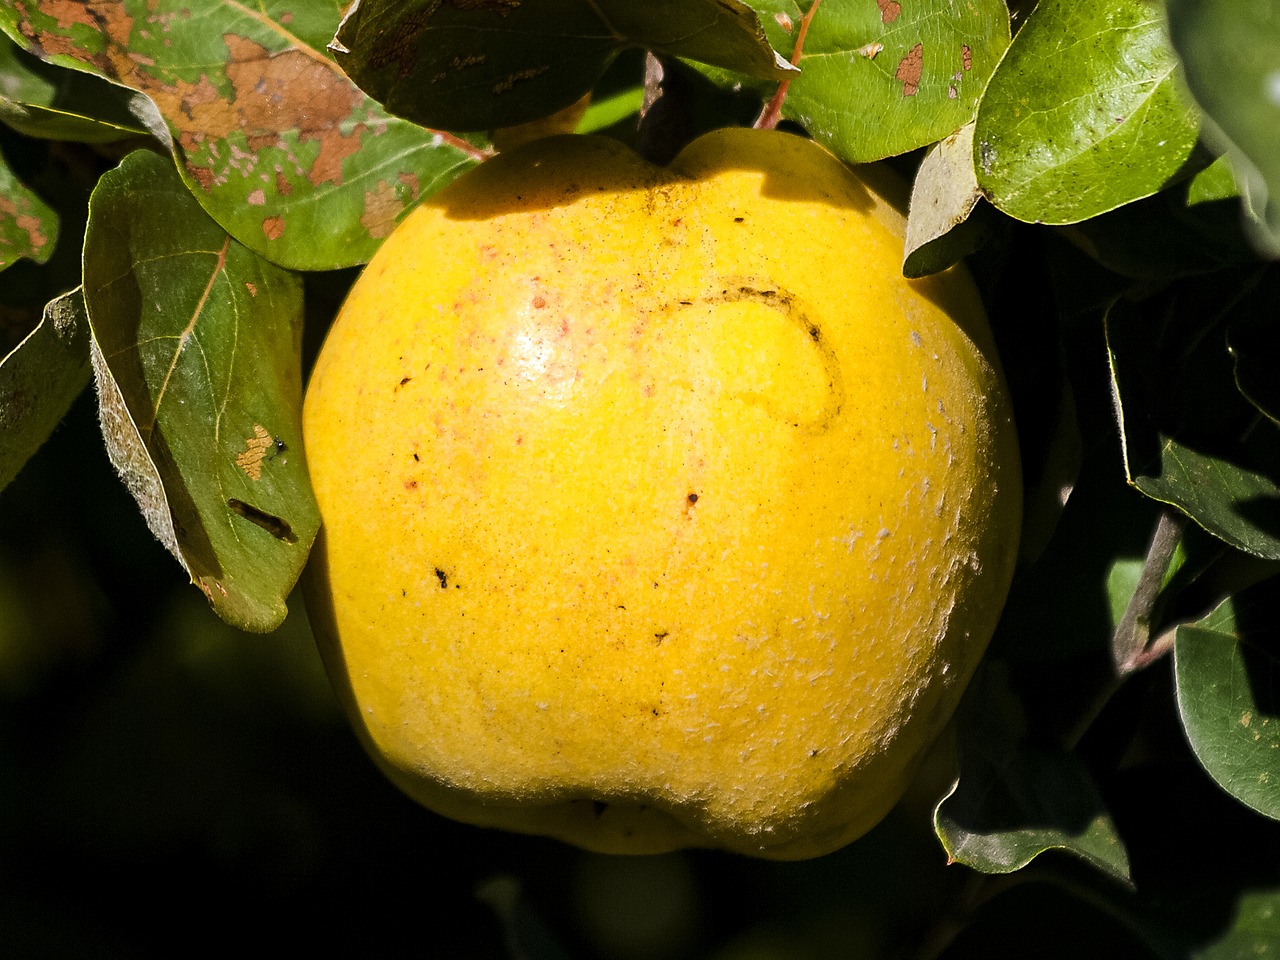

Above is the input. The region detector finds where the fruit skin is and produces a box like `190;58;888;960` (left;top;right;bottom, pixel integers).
303;127;1021;860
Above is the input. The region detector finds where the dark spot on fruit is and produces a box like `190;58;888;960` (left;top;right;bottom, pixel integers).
399;376;412;386
687;492;699;504
654;631;668;644
592;800;608;817
413;452;420;461
434;568;448;589
532;295;546;309
734;216;745;223
808;324;821;341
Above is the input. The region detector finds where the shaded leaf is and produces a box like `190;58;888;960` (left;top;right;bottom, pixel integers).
0;33;146;142
332;0;790;132
1108;270;1280;559
975;0;1201;224
1166;0;1280;257
0;141;56;270
84;149;317;633
0;288;90;494
903;122;990;278
1229;294;1280;427
702;0;1010;163
1175;594;1280;821
0;0;479;271
1062;172;1257;281
1192;889;1280;960
934;666;1132;881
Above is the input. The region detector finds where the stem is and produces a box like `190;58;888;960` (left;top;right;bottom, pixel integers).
1112;508;1185;673
754;0;824;130
1059;508;1186;750
430;129;494;162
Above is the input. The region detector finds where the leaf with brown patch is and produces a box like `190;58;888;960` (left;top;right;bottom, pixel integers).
0;143;57;271
0;0;483;270
692;0;1011;163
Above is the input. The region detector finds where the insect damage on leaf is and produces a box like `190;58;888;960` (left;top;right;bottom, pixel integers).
227;497;297;542
877;0;902;24
0;195;50;254
361;181;403;239
7;3;374;208
236;424;274;480
896;43;924;96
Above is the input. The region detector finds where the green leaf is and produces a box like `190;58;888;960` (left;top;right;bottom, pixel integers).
903;122;991;278
1192;889;1280;959
1175;595;1280;821
702;0;1011;163
332;0;790;133
0;0;478;271
975;0;1201;224
1108;270;1280;560
0;33;146;141
0;141;56;270
83;149;318;633
0;288;90;494
933;666;1132;881
1166;0;1280;257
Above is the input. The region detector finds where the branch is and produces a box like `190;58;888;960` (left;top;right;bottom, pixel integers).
755;0;823;130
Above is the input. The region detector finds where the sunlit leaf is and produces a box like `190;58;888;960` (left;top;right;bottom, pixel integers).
0;0;479;271
934;666;1132;881
0;32;146;142
975;0;1201;224
83;149;318;632
1175;594;1280;821
332;0;790;132
701;0;1010;163
0;288;90;494
0;142;56;271
1166;0;1280;257
1108;270;1280;559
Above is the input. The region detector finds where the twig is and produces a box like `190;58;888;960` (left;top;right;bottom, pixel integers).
754;0;824;130
429;128;494;162
1111;508;1186;673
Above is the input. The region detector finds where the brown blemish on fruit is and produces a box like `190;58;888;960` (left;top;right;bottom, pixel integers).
897;43;924;96
434;568;449;589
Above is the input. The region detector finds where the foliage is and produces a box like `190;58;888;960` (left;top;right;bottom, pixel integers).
1;0;1278;956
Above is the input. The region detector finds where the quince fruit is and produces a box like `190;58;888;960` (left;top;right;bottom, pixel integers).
303;127;1021;860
